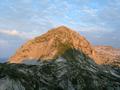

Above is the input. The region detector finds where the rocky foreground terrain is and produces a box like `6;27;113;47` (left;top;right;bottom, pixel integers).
0;26;120;90
1;49;120;90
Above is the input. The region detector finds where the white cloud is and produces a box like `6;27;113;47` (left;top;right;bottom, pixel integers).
0;30;20;36
0;29;45;39
0;29;31;39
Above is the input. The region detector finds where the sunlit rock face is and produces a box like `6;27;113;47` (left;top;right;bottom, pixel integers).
8;26;97;63
0;49;120;90
95;46;120;66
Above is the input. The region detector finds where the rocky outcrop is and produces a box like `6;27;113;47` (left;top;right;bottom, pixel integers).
1;49;120;90
95;46;120;66
9;26;96;63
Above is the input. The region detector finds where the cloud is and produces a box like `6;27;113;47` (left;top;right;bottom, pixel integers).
0;29;39;39
0;29;20;36
97;0;120;29
80;6;98;16
74;25;112;33
0;29;29;39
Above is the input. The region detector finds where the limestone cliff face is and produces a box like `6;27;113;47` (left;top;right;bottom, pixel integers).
9;26;96;63
95;46;120;66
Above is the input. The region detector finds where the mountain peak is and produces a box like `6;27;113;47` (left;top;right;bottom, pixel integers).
39;26;77;38
55;25;70;30
52;25;74;33
9;26;96;63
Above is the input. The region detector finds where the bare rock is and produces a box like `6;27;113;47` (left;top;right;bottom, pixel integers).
8;26;96;63
94;46;120;66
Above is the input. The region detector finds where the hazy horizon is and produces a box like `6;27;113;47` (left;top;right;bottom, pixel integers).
0;0;120;58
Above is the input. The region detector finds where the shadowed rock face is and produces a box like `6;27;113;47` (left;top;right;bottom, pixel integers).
9;26;96;63
1;49;120;90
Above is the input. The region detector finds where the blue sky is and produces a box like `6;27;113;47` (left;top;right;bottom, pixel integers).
0;0;120;58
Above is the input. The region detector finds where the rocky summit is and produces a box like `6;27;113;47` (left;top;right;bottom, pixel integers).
9;26;97;63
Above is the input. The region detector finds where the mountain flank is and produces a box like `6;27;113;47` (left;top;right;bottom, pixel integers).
9;26;97;63
8;26;120;67
95;46;120;66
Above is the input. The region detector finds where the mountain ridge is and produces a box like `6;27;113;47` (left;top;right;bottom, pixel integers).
9;26;97;63
8;26;120;67
95;45;120;66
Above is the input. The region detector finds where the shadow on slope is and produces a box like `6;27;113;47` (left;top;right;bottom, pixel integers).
0;49;120;90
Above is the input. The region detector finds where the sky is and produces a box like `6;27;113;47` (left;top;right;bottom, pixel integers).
0;0;120;58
